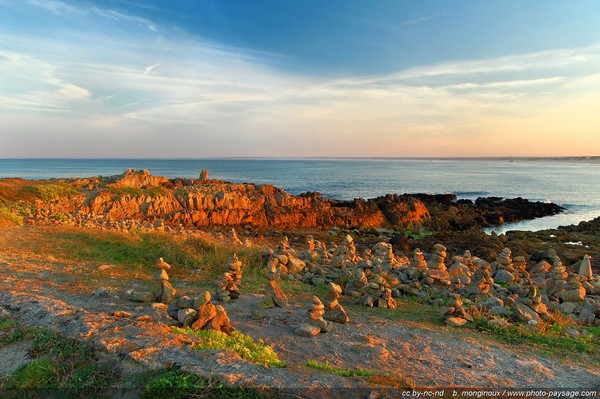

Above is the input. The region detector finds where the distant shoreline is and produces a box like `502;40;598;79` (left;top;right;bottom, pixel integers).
1;156;599;161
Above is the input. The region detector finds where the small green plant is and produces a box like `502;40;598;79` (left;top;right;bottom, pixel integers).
403;228;435;240
305;359;375;378
140;369;266;399
171;328;285;368
0;317;28;344
5;358;57;389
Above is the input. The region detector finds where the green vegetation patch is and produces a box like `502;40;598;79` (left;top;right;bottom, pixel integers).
305;359;375;378
402;228;435;240
140;369;268;399
171;328;285;368
23;184;80;201
0;317;28;345
43;228;264;277
470;317;600;364
1;327;114;397
0;204;23;226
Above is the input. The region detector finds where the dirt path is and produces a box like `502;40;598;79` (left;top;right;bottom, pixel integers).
0;227;598;394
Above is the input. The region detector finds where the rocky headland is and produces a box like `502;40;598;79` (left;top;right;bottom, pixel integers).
1;169;563;232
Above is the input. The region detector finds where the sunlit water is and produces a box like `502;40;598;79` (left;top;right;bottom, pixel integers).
1;158;599;233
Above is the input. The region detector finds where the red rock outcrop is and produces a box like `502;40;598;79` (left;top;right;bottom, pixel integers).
22;170;431;230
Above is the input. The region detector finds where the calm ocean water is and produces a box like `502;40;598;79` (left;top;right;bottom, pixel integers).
1;158;599;233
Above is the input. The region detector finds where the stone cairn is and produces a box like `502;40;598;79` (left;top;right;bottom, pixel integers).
424;243;450;286
215;254;243;302
344;269;368;298
558;273;586;315
493;247;516;285
330;235;358;268
371;242;396;272
296;296;332;337
578;255;600;295
545;256;568;300
512;279;551;324
263;257;288;307
199;168;209;181
230;228;243;246
170;291;235;334
466;262;494;301
323;282;350;323
154;257;176;304
513;256;530;279
361;274;397;309
271;236;306;276
441;293;471;326
447;251;473;287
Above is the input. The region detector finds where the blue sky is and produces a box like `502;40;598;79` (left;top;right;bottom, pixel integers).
1;0;600;157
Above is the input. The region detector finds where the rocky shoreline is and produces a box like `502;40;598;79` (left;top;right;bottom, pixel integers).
1;168;563;231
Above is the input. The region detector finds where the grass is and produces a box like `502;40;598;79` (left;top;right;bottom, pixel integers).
470;316;600;364
351;296;446;326
305;359;375;378
36;227;264;278
402;228;435;240
0;317;28;346
0;324;115;397
139;369;269;399
172;328;286;368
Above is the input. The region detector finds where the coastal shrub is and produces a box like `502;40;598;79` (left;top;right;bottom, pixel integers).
24;184;79;201
108;186;143;197
171;328;285;368
305;359;375;377
140;369;266;399
0;204;23;226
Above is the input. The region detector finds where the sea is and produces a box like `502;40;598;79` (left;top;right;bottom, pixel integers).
1;157;599;234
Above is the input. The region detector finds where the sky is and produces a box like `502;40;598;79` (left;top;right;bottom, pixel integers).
1;0;600;158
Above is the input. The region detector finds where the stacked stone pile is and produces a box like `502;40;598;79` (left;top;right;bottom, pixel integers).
271;236;306;276
493;248;516;285
545;256;568;299
360;274;397;309
330;235;359;268
466;263;494;301
215;254;243;302
371;242;398;272
440;293;471;326
424;243;450;285
447;251;473;286
264;257;288;308
166;291;235;333
344;269;368;297
512;279;551;324
513;256;530;279
323;282;349;323
296;296;332;337
154;257;176;304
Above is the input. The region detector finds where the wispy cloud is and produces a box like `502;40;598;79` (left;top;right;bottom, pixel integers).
401;12;448;26
143;63;160;75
